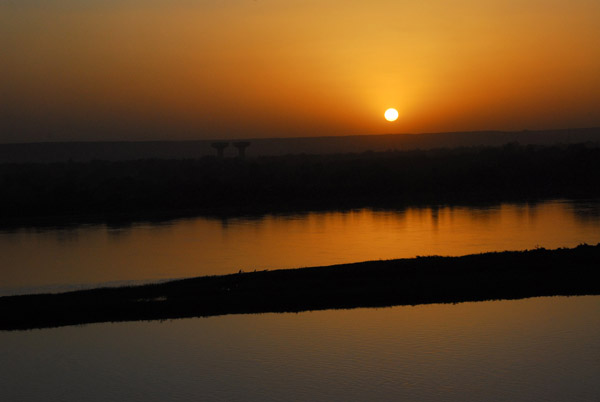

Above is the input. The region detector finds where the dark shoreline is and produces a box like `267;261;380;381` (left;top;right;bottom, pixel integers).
1;244;598;331
2;143;599;229
1;196;595;233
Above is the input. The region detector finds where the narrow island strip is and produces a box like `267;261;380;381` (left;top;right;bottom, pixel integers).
1;244;599;331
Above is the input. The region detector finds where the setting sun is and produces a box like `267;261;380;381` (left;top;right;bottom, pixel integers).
384;108;399;122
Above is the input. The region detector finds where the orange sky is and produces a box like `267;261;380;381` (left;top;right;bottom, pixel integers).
2;0;599;142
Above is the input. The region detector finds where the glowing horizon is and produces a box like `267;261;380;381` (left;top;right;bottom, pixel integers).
1;0;599;143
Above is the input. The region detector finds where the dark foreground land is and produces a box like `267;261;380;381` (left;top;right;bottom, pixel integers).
1;244;598;331
2;142;600;227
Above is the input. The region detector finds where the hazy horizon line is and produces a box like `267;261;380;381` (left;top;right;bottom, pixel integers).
2;126;599;146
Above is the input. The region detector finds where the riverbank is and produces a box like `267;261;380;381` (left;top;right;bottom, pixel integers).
1;244;598;331
2;144;599;228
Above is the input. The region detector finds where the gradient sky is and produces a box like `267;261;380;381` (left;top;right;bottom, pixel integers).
2;0;599;142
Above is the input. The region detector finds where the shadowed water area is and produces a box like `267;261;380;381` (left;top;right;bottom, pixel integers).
1;296;598;401
1;199;599;296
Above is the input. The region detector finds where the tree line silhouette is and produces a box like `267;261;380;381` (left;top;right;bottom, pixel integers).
1;143;599;225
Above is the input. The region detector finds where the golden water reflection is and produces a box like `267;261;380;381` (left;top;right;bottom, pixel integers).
1;199;599;294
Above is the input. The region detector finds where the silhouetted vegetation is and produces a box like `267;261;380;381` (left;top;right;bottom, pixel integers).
1;243;598;330
2;128;599;163
1;143;599;226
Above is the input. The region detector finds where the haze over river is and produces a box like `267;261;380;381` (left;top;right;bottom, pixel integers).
1;199;599;296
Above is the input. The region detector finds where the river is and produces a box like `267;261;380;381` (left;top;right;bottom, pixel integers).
1;199;599;296
2;199;599;401
1;296;598;401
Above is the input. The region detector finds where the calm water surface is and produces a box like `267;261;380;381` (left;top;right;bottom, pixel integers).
1;296;598;402
1;199;599;295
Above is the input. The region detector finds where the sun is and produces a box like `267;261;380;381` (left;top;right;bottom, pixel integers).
384;108;399;122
